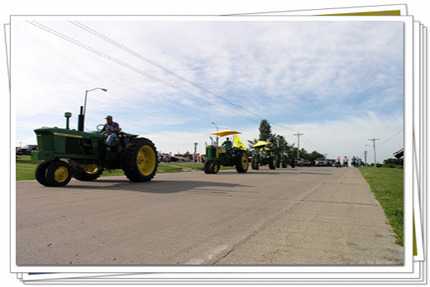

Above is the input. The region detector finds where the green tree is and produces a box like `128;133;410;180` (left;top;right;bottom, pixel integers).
258;119;272;141
305;151;325;165
383;157;403;167
248;119;294;155
248;119;271;149
269;134;292;155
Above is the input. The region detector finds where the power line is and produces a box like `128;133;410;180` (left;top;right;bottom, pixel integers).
69;21;298;133
379;128;403;145
70;21;266;121
27;21;261;125
301;134;328;156
28;21;325;153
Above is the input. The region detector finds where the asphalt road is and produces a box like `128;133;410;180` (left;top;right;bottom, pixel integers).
16;166;403;266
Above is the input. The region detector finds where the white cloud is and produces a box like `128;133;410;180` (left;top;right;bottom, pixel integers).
12;17;404;164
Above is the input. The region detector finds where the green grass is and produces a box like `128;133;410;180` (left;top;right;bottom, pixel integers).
359;167;404;246
15;156;233;180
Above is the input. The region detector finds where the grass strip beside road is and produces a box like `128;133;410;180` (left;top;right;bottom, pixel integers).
16;156;234;180
359;167;403;246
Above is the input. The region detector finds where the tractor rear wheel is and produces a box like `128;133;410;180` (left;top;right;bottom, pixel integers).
122;138;158;182
251;155;258;170
35;160;51;186
44;160;72;187
69;160;104;181
235;151;249;173
269;156;276;169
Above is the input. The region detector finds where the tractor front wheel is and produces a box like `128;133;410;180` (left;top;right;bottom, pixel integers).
44;160;72;187
209;162;220;174
204;161;211;174
122;138;158;182
35;160;52;186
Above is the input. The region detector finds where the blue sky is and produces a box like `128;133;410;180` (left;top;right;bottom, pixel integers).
12;17;404;162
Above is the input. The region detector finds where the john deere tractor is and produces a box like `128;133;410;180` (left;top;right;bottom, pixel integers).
31;107;158;187
203;129;249;174
251;141;277;170
276;152;289;168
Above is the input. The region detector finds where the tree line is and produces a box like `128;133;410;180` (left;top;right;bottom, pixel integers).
247;119;326;163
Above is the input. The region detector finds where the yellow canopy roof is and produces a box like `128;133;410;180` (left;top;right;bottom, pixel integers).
211;129;241;137
252;141;271;148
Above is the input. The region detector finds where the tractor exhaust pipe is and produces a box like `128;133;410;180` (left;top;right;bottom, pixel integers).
78;106;84;131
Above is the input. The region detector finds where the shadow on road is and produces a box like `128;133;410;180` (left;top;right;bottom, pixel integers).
298;172;333;176
68;179;251;194
246;171;282;175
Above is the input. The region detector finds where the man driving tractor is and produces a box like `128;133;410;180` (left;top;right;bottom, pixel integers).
103;115;120;148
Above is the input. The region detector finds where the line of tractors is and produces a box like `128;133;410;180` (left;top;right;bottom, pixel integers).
203;129;291;174
30;110;292;187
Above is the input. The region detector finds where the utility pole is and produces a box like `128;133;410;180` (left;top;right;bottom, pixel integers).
368;138;380;167
193;142;198;163
293;132;303;158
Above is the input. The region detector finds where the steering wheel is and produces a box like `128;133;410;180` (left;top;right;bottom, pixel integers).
96;124;105;132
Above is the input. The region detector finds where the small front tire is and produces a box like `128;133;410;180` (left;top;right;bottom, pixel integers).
35;161;51;186
45;160;72;187
204;161;211;174
210;162;220;174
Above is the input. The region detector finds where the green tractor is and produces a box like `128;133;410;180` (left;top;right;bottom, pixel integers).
31;107;158;187
250;141;277;170
203;129;249;174
276;152;289;168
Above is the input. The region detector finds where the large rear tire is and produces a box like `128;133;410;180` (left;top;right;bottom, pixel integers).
45;160;72;187
122;138;158;182
269;156;276;170
251;155;259;170
235;151;249;173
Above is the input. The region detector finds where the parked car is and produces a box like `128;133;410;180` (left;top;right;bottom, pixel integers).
294;158;304;167
16;144;38;155
315;158;331;166
303;159;311;166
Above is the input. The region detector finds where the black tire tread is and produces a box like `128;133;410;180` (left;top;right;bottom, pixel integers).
235;151;249;173
35;161;51;186
122;138;158;182
45;160;72;187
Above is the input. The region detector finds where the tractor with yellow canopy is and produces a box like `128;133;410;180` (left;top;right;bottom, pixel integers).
203;129;249;174
251;141;277;170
